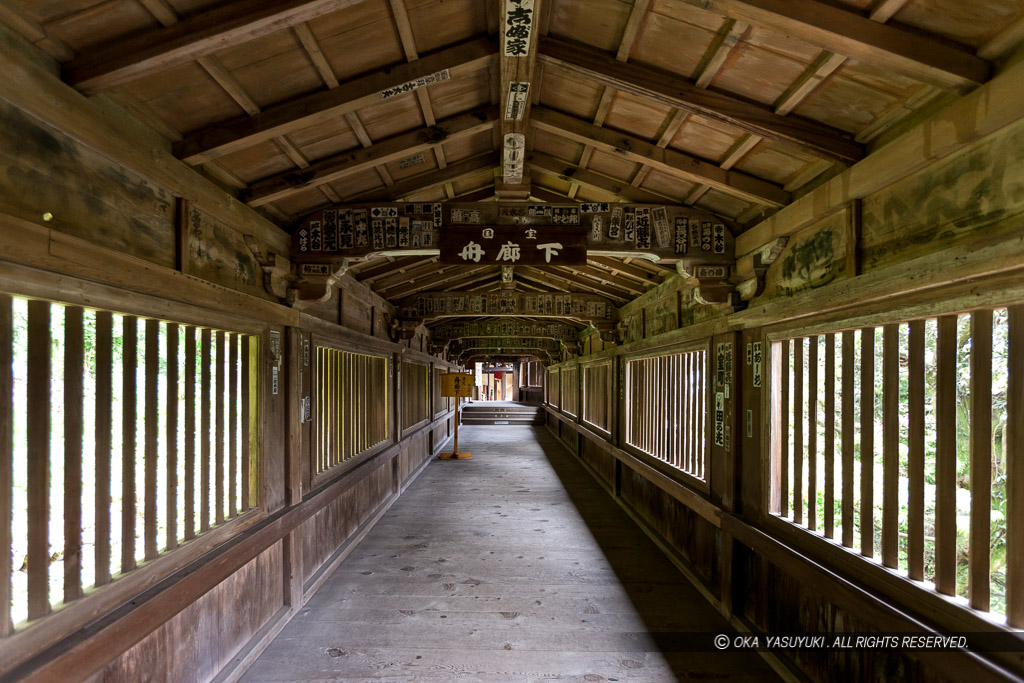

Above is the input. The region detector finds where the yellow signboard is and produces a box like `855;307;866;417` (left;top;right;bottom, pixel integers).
440;372;474;398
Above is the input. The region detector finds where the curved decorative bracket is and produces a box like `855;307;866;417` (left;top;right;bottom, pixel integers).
287;258;352;310
243;235;295;302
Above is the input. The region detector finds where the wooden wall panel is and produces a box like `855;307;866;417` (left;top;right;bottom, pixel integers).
185;205;269;301
579;438;615;491
85;543;285;683
0;100;175;268
301;462;394;583
619;468;720;594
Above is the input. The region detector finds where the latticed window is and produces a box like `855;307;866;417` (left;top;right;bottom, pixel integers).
769;306;1024;623
0;295;260;631
625;348;707;482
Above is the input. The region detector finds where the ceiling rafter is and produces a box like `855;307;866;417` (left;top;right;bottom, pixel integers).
242;107;499;206
538;38;863;166
174;36;496;165
669;0;988;93
352;255;430;282
554;265;648;296
528;152;670;204
384;265;495;299
134;0;317;189
516;267;632;303
531;106;791;206
568;0;651;198
292;21;396;189
65;0;366;93
587;256;666;285
386;0;456;198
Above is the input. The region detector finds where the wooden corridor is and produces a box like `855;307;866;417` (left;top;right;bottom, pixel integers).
241;426;778;681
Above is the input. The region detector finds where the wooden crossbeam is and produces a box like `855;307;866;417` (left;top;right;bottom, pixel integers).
174;36;496;164
65;0;366;93
384;266;494;300
531;107;791;206
668;0;988;93
538;37;863;165
516;266;633;303
243;107;499;206
398;289;617;323
356;154;498;202
528;152;671;204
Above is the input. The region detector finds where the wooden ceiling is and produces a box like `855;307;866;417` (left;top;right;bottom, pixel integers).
6;0;1022;324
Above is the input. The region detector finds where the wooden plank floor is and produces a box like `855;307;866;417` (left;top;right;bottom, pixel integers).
241;426;779;682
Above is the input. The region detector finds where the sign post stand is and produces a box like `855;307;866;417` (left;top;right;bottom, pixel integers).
440;372;474;459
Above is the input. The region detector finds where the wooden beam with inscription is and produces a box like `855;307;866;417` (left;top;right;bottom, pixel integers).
665;0;988;93
243;108;500;206
530;107;791;207
291;201;736;267
538;38;863;165
174;37;496;164
500;0;543;183
430;319;581;343
398;290;617;324
65;0;366;94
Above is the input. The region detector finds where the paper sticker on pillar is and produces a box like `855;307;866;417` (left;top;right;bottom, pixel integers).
440;225;586;265
505;82;530;121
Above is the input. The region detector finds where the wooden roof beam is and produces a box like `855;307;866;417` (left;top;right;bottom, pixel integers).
352;255;429;283
357;154;498;202
538;37;863;165
65;0;368;94
243;107;499;206
516;267;633;304
531;107;791;207
174;36;496;164
528;153;670;204
669;0;987;93
384;266;495;299
499;0;543;184
557;265;648;296
588;255;666;285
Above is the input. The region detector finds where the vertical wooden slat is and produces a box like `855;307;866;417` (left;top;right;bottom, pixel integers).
841;330;855;548
808;336;818;531
229;334;238;518
94;312;112;586
215;330;225;525
1007;305;1024;627
200;328;211;533
881;323;899;569
824;334;835;539
793;338;804;525
241;336;251;511
685;353;692;473
121;315;137;575
184;327;196;539
144;319;159;561
166;324;178;551
935;315;957;595
0;296;11;633
907;320;925;581
27;300;51;618
969;310;992;610
63;308;84;602
860;327;875;558
780;340;790;518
